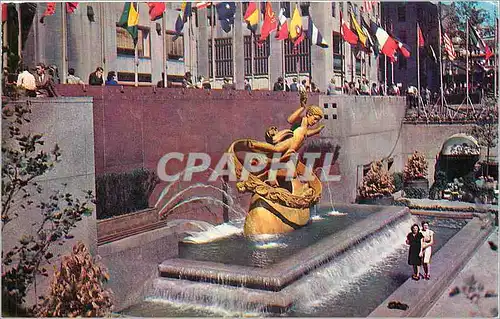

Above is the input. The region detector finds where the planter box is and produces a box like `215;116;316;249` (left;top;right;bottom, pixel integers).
357;196;394;205
404;179;429;199
97;207;158;239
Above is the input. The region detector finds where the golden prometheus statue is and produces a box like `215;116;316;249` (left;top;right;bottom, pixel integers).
227;91;324;235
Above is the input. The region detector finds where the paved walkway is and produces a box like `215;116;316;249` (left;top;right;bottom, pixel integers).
426;229;499;317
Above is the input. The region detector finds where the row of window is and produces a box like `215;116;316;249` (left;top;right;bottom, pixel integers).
115;28;377;79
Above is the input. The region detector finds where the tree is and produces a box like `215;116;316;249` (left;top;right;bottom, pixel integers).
469;123;498;177
443;2;491;40
2;100;96;316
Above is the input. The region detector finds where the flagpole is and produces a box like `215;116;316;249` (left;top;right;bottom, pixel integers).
189;14;193;77
494;17;498;99
211;5;215;86
417;22;421;107
466;20;469;107
100;3;106;74
250;33;254;87
134;4;139;87
17;3;22;63
438;5;445;113
61;3;67;84
162;9;167;88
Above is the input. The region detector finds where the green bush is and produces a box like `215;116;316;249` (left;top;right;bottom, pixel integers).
404;187;428;199
96;168;159;219
393;172;404;193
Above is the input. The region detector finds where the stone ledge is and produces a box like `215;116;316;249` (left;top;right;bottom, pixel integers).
368;218;494;317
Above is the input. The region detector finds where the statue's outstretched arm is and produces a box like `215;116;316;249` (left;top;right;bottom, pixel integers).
287;105;305;124
306;125;325;137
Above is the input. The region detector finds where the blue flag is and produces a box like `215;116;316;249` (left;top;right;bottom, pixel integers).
216;2;236;33
174;2;192;39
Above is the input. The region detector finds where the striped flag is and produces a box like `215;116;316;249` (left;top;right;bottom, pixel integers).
340;11;358;45
275;8;289;41
195;2;210;10
370;21;399;58
118;2;139;46
243;2;259;34
350;11;367;48
469;24;493;60
2;3;8;23
362;0;377;13
307;17;328;48
442;32;456;61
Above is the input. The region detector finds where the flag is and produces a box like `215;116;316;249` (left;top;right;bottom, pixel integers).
216;2;236;33
350;11;367;48
40;2;56;23
243;2;259;34
340;11;358;45
397;41;411;58
147;2;165;21
2;3;8;23
469;24;493;60
259;2;277;43
417;24;425;47
66;2;78;14
275;8;289;41
307;17;328;48
370;21;399;58
362;17;378;56
362;0;377;13
118;2;139;46
428;45;437;63
289;6;304;47
195;2;211;10
443;32;456;61
175;2;192;37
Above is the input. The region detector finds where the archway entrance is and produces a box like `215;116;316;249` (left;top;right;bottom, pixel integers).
437;134;480;182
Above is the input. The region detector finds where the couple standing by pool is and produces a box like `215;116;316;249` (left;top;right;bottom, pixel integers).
406;221;434;281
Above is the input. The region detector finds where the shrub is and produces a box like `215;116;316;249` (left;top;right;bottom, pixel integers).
33;242;113;317
404;151;428;181
358;161;395;199
96;168;159;219
393;172;404;192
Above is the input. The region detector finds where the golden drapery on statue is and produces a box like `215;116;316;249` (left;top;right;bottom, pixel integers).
226;92;324;235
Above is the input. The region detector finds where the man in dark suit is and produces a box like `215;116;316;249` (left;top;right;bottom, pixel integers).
34;63;58;97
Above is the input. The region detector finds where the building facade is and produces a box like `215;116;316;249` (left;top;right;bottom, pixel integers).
381;1;440;91
8;2;386;91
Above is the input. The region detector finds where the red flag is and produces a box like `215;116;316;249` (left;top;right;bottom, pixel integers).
66;2;78;14
417;25;424;47
2;3;8;23
275;8;288;40
259;2;277;43
147;2;165;21
340;11;358;45
294;30;305;47
40;2;56;23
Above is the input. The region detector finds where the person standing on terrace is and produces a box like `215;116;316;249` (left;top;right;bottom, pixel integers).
88;67;104;86
406;223;424;281
420;221;434;280
66;68;84;85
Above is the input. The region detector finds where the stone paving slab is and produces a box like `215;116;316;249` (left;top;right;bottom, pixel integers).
425;229;499;318
368;218;494;317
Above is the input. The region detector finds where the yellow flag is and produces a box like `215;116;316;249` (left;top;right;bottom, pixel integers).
128;2;139;27
289;6;303;40
350;11;367;47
